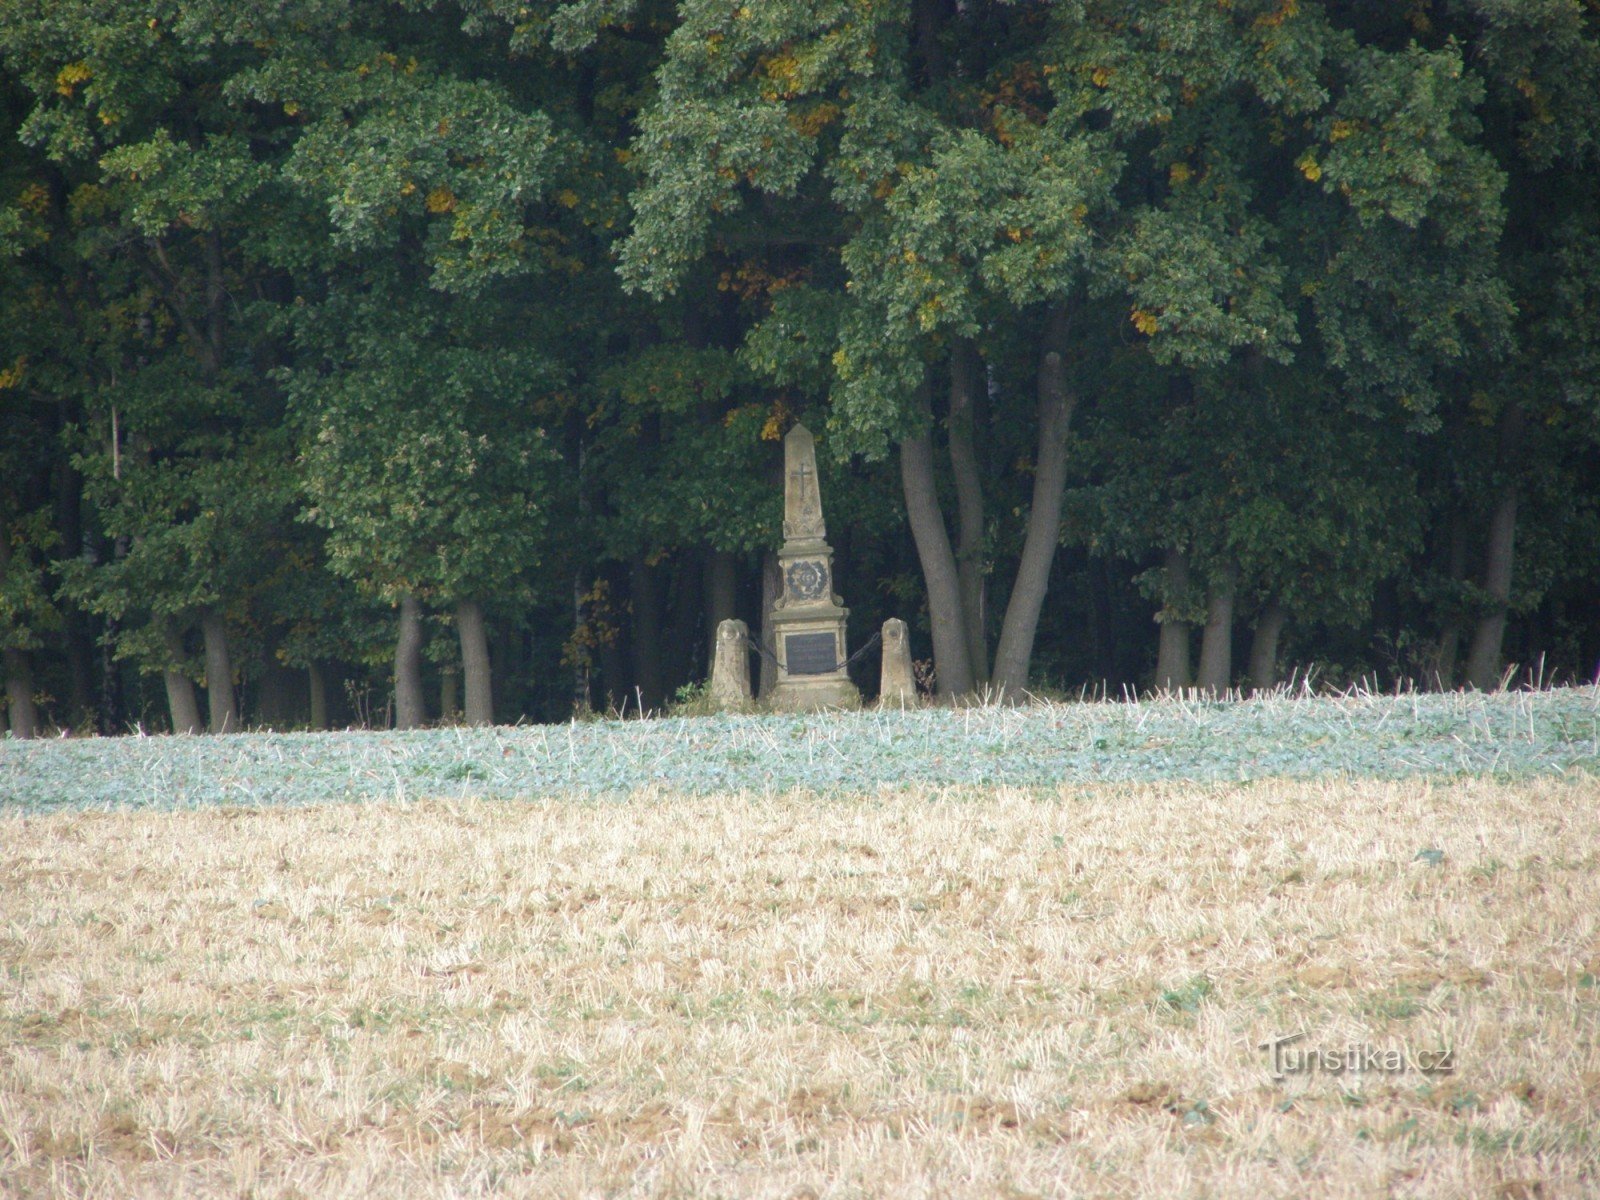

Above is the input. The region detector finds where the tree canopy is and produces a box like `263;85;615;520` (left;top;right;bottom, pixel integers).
1;0;1596;735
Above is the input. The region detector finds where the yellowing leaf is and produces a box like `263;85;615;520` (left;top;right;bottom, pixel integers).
55;61;91;97
1296;153;1322;182
1130;309;1160;336
425;186;457;213
1169;163;1193;185
556;189;580;208
761;398;791;441
1091;67;1112;88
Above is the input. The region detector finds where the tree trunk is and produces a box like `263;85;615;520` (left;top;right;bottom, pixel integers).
0;533;36;737
1195;562;1239;696
629;557;664;712
97;533;129;735
3;648;38;739
912;0;948;83
1466;405;1525;692
456;598;494;726
947;338;990;685
662;552;703;693
1247;599;1287;695
308;661;329;730
758;551;780;699
599;602;628;711
991;308;1075;700
571;572;591;715
256;659;299;728
1154;548;1194;692
162;623;203;735
900;392;974;699
199;606;237;733
704;549;740;677
440;666;460;723
394;595;426;730
53;448;94;725
1431;513;1470;690
1466;490;1518;691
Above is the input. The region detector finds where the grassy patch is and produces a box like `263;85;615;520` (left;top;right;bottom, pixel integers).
2;686;1598;812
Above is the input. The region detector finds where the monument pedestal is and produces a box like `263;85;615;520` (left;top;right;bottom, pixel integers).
766;427;861;713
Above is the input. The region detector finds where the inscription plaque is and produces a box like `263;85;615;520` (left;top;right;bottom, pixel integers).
784;631;839;676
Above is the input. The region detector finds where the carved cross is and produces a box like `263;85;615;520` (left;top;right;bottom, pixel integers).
792;460;812;506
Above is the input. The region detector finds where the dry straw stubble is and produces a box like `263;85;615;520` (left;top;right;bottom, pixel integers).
1;775;1598;1197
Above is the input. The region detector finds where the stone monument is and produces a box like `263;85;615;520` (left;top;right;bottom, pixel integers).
767;424;861;712
878;617;919;708
709;618;753;711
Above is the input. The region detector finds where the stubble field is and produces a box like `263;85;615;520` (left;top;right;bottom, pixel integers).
2;692;1598;1197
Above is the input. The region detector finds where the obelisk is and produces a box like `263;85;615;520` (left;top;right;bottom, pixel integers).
767;424;861;712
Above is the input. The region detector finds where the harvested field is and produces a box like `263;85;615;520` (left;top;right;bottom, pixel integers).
2;771;1597;1197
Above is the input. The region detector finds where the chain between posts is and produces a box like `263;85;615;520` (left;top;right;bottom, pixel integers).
739;629;880;676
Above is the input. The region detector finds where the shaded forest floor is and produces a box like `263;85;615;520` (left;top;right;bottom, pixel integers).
2;686;1598;812
1;693;1597;1196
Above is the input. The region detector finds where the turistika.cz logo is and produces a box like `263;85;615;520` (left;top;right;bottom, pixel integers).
1261;1032;1456;1081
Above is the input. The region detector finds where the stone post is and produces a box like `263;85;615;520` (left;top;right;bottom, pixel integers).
878;618;919;708
709;618;753;712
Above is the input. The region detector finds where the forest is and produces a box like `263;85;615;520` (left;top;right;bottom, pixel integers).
0;0;1596;737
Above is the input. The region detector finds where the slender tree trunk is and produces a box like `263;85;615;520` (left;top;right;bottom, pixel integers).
912;0;948;83
54;454;94;725
663;552;703;693
394;595;426;730
704;550;739;677
599;566;628;711
61;615;94;727
1466;490;1519;691
100;611;124;734
1195;562;1239;696
454;598;494;726
1154;548;1193;692
629;557;664;712
1247;599;1287;695
0;695;6;736
3;648;38;739
1466;405;1525;691
440;667;460;723
992;308;1075;700
308;662;329;730
199;606;237;733
571;572;591;715
256;659;297;728
97;532;129;735
1431;513;1470;690
758;551;780;699
162;623;203;735
947;339;989;685
0;535;35;737
900;391;974;699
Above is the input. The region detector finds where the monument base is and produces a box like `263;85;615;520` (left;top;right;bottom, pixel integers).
767;675;862;713
767;606;861;712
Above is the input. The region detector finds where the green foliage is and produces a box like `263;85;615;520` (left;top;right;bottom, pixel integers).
0;0;1597;728
0;508;61;653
